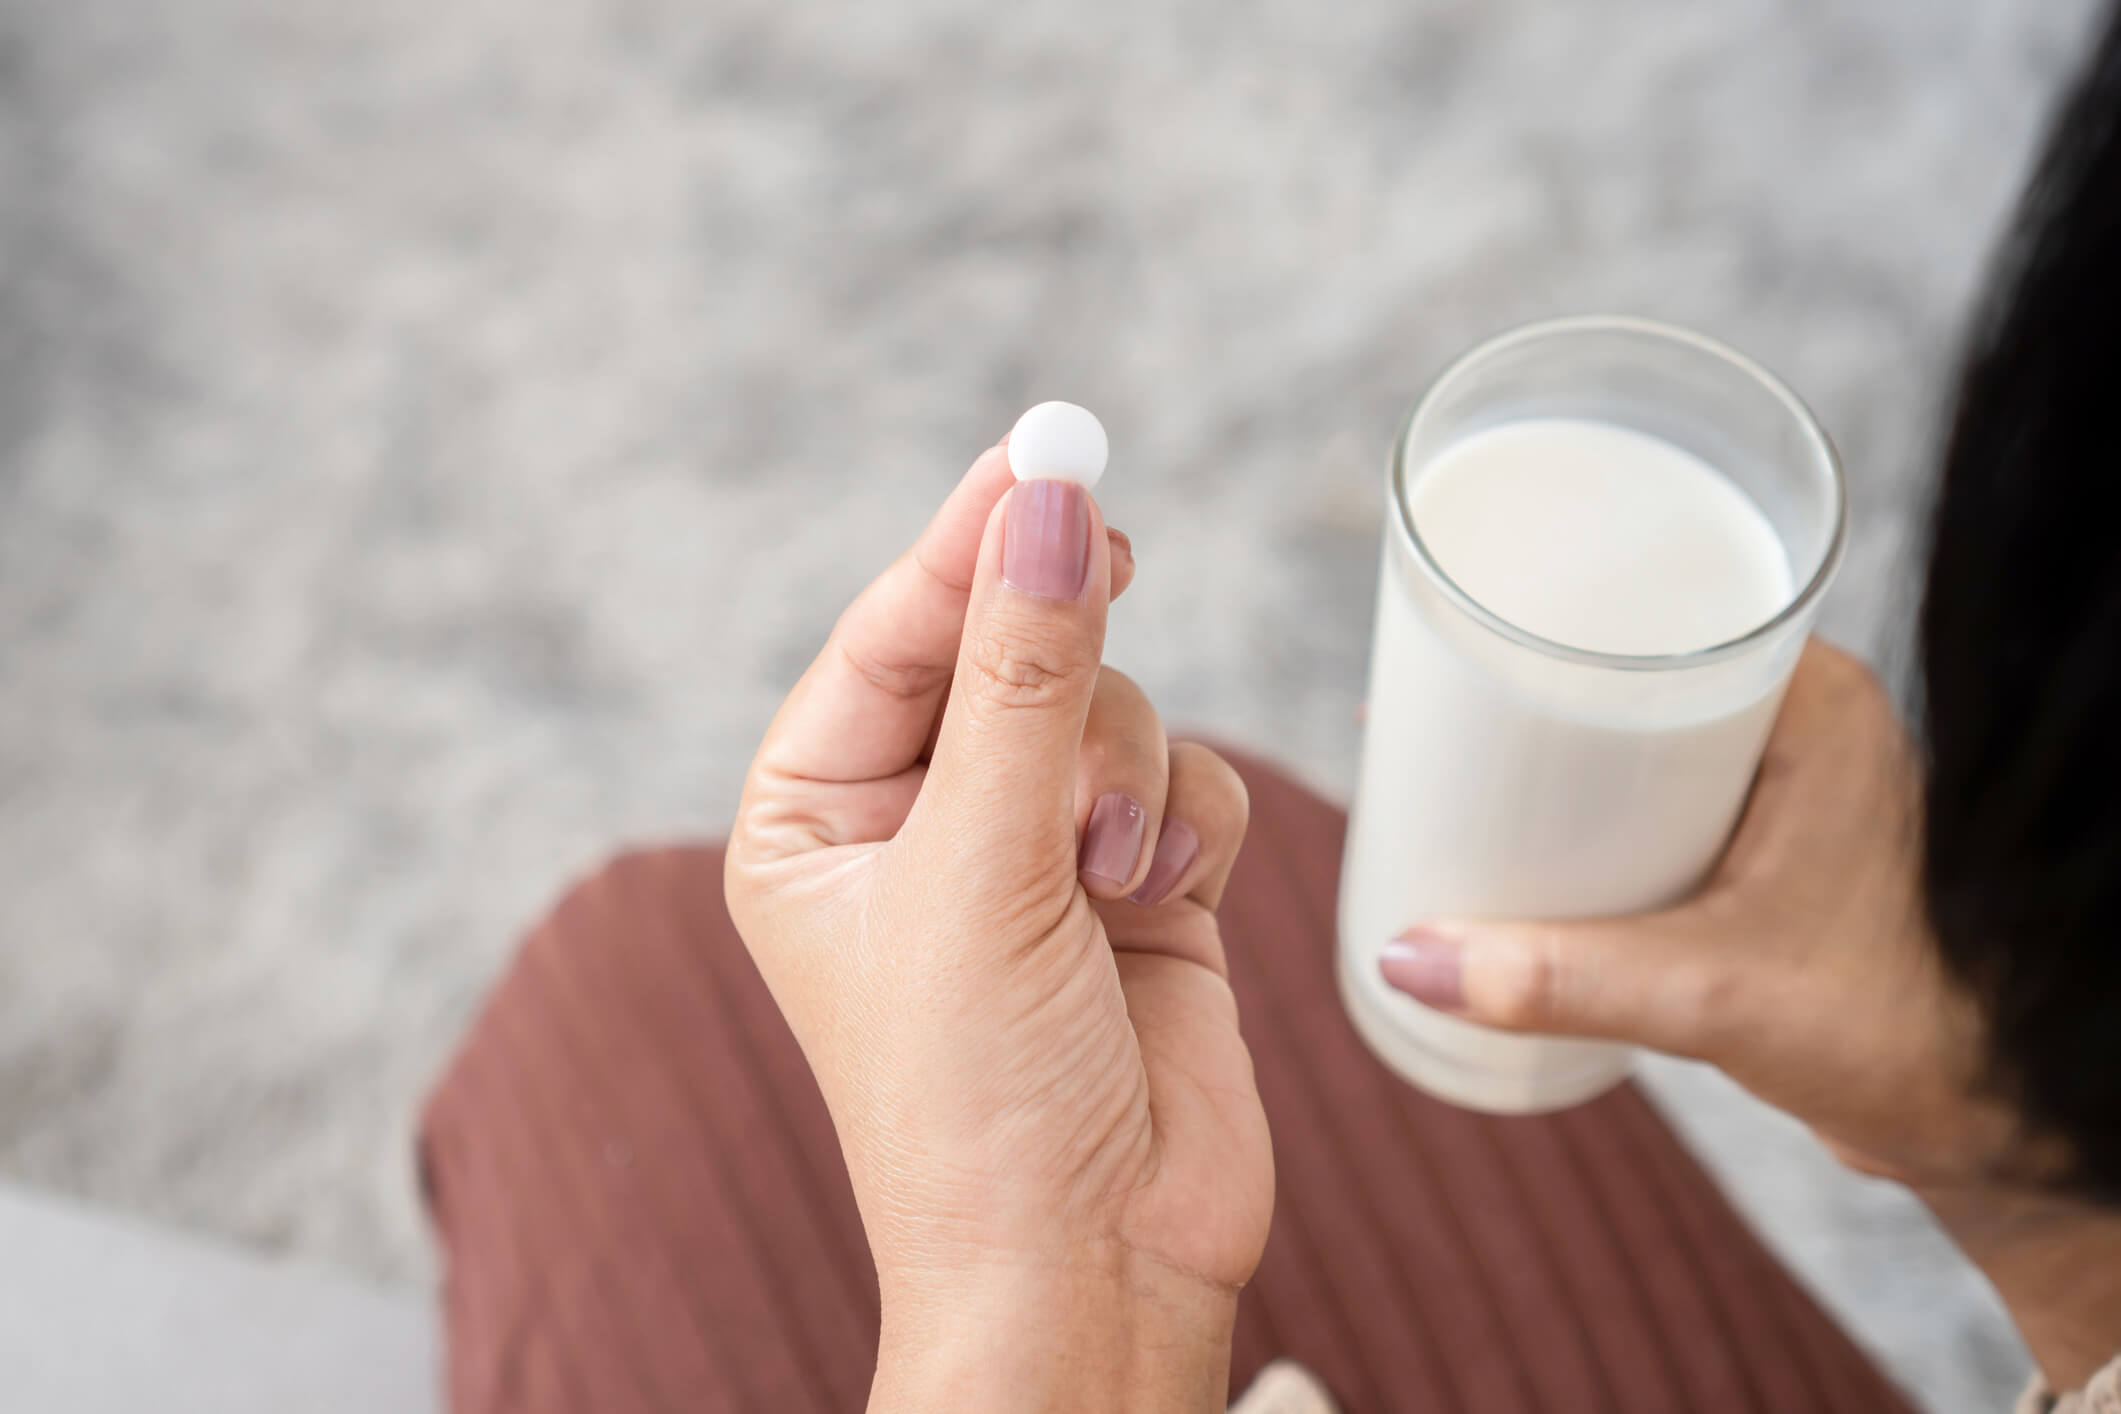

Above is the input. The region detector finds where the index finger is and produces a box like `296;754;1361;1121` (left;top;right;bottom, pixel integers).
754;443;1135;788
1714;639;1912;885
755;444;1015;787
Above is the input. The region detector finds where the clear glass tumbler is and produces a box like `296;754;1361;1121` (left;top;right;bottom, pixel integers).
1337;316;1847;1113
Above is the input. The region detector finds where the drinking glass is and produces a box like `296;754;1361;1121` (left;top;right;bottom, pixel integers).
1337;316;1847;1113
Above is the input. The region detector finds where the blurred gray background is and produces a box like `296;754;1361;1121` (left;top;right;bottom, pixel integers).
0;0;2107;1408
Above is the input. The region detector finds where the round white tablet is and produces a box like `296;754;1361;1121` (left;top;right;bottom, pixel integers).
1006;401;1108;488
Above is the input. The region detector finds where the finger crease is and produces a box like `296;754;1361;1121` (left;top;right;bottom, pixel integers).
912;543;977;595
836;637;953;702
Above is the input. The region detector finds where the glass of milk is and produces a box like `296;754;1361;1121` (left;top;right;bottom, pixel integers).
1338;315;1846;1114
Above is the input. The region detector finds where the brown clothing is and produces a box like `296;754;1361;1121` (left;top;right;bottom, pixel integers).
419;748;1913;1412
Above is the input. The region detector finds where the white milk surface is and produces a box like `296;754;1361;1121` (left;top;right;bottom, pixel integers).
1339;418;1797;1112
1411;419;1792;656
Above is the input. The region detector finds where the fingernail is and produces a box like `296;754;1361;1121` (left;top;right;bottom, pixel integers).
1003;480;1091;600
1380;930;1466;1011
1081;792;1146;887
1129;818;1200;906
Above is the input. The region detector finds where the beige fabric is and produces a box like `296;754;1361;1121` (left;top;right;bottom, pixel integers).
2015;1354;2121;1414
1230;1359;1340;1414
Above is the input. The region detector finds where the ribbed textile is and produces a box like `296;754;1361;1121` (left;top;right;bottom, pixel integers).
421;749;1913;1413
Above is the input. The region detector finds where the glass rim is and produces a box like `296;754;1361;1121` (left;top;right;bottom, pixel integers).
1390;314;1849;672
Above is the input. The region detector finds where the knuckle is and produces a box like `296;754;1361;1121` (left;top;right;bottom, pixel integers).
1812;640;1888;711
1659;961;1724;1046
1096;663;1146;705
1672;956;1755;1055
1080;671;1167;774
1820;653;1909;760
1179;744;1249;833
1484;932;1563;1030
960;618;1090;713
1690;951;1746;1015
1842;659;1893;715
1076;732;1151;790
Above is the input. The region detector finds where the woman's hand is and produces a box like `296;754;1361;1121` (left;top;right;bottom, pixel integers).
1381;640;2121;1390
724;443;1271;1413
1382;641;2025;1189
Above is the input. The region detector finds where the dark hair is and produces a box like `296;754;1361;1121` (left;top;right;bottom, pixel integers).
1920;2;2121;1197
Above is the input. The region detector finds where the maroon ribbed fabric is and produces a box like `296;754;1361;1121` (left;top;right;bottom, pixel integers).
420;749;1913;1413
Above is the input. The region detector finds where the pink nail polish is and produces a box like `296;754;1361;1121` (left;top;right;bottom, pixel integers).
1380;931;1466;1011
1003;480;1091;600
1129;819;1201;906
1080;792;1146;887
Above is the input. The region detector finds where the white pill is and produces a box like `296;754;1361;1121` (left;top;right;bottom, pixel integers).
1006;401;1108;488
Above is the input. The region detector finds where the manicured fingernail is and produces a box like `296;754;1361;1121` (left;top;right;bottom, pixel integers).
1129;818;1200;906
1003;480;1091;600
1080;792;1146;887
1380;930;1466;1011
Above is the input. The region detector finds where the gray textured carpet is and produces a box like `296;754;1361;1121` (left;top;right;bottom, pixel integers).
0;0;2103;1408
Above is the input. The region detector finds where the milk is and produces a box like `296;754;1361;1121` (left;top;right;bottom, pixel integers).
1338;417;1801;1112
1409;420;1793;657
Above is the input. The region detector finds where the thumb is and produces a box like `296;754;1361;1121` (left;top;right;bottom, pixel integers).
910;478;1112;898
1380;909;1731;1060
